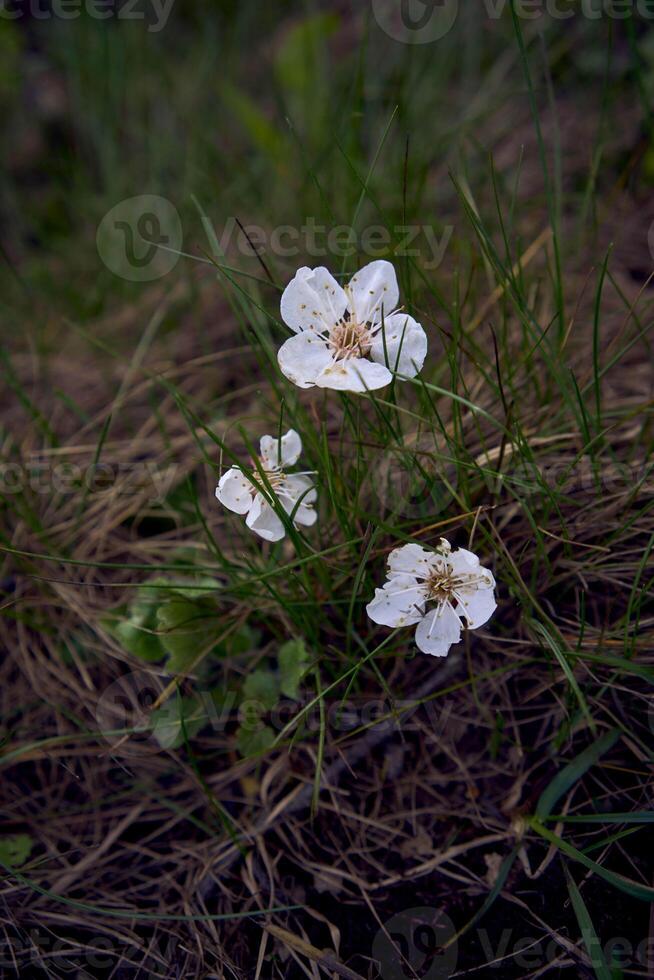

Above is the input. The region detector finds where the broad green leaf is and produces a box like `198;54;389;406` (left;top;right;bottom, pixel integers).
535;729;620;821
143;576;221;599
236;724;275;758
103;596;163;663
104;578;221;666
113;618;163;663
226;624;261;657
242;669;280;712
0;834;33;867
151;695;205;749
156;599;216;673
278;638;309;699
170;577;220;599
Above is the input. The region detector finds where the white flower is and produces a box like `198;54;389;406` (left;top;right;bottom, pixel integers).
366;539;497;657
215;429;317;542
277;260;428;392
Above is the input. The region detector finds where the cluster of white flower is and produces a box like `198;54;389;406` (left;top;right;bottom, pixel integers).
214;261;497;657
215;429;316;543
366;540;496;657
277;260;427;392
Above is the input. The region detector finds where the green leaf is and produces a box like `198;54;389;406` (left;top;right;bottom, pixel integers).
132;575;220;601
104;577;222;667
530;619;596;733
445;847;520;949
226;624;261;657
547;811;654;824
103;597;164;663
530;820;654;902
113;618;164;663
174;578;220;598
564;865;613;980
0;834;33;867
535;729;620;821
150;695;205;749
156;599;216;673
242;669;280;712
236;724;275;758
278;638;310;699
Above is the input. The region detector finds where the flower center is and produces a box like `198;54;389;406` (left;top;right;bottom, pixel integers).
425;561;493;607
426;565;457;604
329;319;372;361
250;458;286;494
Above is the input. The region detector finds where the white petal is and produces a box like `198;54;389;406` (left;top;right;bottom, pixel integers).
284;474;317;506
280;266;347;334
414;604;462;657
278;332;334;389
245;494;286;542
370;313;428;378
293;505;317;528
458;586;496;629
315;356;392;393
449;551;496;587
215;468;253;515
260;429;302;469
366;574;426;628
346;260;399;326
280;475;318;527
387;543;440;580
448;547;481;575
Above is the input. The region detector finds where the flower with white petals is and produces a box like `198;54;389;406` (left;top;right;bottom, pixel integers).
366;539;497;657
215;429;317;542
277;260;428;392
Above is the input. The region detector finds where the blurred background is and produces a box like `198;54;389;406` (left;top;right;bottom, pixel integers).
2;0;654;327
